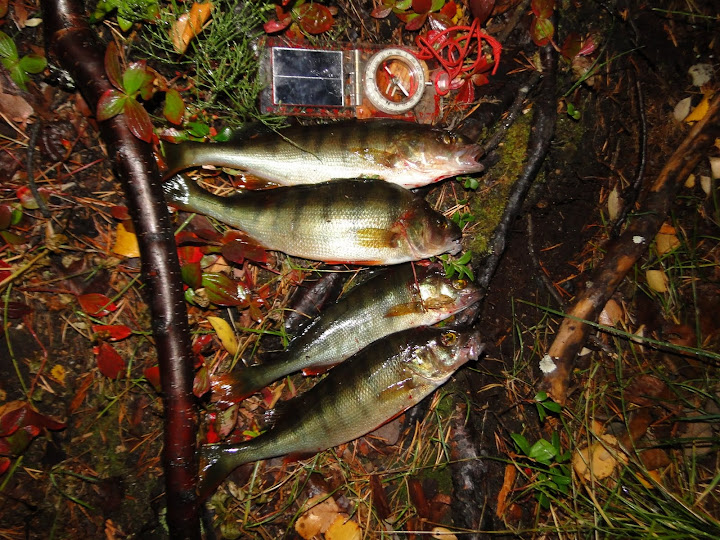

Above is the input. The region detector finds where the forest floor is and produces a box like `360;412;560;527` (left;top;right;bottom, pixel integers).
1;0;719;538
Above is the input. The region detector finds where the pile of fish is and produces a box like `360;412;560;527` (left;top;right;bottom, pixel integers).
161;119;486;498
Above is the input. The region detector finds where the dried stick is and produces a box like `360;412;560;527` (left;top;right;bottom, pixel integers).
541;95;720;404
40;0;200;536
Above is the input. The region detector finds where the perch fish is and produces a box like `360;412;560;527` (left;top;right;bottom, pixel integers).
163;120;484;189
215;263;481;400
163;175;462;265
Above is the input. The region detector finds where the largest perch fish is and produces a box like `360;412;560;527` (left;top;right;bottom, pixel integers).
163;176;462;265
163;120;484;189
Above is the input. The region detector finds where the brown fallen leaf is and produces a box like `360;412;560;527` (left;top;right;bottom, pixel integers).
325;515;361;540
573;434;628;481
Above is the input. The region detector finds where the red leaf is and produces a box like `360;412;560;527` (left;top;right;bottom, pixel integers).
0;204;11;229
468;0;494;23
530;16;554;46
560;32;581;60
95;342;126;379
96;88;127;121
92;324;133;341
220;231;268;264
193;365;210;398
111;205;131;220
0;457;10;476
192;334;214;356
177;245;203;265
263;16;291;34
104;42;123;91
0;301;32;319
201;272;250;307
297;3;334;34
531;0;554;18
143;365;161;391
370;5;392;17
404;12;428;31
0;402;26;437
0;260;11;281
164;88;185;125
123;98;154;143
78;293;117;317
412;0;432;14
440;0;457;17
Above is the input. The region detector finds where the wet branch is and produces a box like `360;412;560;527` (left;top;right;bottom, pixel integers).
541;94;720;404
40;0;200;536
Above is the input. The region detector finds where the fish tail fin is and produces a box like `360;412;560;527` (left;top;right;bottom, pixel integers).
211;364;280;403
198;442;253;501
162;173;202;212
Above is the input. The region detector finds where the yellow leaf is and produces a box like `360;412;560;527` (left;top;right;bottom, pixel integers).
655;226;680;256
112;221;140;258
646;269;668;293
325;514;361;540
171;2;213;54
573;434;627;481
684;93;712;123
50;364;67;385
294;496;340;539
207;316;238;356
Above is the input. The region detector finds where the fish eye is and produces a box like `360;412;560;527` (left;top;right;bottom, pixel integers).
453;279;467;290
440;331;457;346
440;133;454;145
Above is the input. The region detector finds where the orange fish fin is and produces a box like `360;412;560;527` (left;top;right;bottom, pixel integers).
284;451;317;464
385;302;424;317
352;147;399;168
421;295;454;310
301;363;338;376
356;227;400;248
378;374;418;402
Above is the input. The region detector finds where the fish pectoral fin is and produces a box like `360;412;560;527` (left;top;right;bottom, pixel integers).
385;302;424;317
301;363;338;376
378;375;418;402
422;295;454;310
352;147;399;168
356;227;401;248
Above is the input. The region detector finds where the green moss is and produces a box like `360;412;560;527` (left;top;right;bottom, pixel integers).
467;111;533;254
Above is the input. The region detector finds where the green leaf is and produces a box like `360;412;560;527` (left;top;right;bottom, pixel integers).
117;15;133;31
8;64;29;90
395;0;413;10
463;177;479;190
122;62;151;95
96;88;127;121
123;98;154;143
528;438;557;464
456;251;473;265
0;31;18;60
163;89;185;125
201;272;251;307
181;262;202;289
510;433;531;456
18;53;47;74
530;16;555;47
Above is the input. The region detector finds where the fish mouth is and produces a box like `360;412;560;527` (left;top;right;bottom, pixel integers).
446;237;463;256
455;145;484;169
463;331;485;360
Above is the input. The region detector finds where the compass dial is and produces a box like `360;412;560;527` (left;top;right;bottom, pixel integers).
363;48;427;114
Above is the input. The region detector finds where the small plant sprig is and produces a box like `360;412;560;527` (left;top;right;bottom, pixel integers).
90;0;160;31
533;390;562;422
0;31;47;90
438;251;474;280
510;430;572;509
371;0;460;31
97;42;185;143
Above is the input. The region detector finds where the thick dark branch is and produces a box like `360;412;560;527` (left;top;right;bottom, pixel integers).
541;95;720;404
40;0;200;536
475;44;558;293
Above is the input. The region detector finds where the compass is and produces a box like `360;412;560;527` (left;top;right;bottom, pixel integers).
363;48;428;115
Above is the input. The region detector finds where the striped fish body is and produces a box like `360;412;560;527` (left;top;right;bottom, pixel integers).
225;264;481;398
163;120;484;189
163;175;461;265
199;326;484;499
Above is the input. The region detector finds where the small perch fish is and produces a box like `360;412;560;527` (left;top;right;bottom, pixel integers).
199;326;484;500
163;120;484;189
214;264;481;400
163;176;462;265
